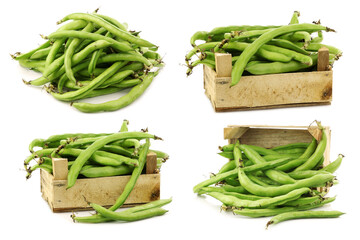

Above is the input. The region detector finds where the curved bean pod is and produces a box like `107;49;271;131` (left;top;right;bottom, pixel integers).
266;210;344;228
58;13;155;47
207;187;311;209
233;196;335;218
72;71;157;113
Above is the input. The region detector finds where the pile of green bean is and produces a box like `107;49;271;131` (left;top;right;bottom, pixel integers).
25;120;171;223
186;11;342;86
193;123;344;228
12;10;163;113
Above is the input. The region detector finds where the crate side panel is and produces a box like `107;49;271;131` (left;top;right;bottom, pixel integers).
238;128;314;149
214;71;332;109
51;174;160;211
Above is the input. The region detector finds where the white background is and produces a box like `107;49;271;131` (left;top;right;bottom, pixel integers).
1;0;358;239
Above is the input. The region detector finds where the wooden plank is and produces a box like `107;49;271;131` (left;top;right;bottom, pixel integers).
215;70;332;108
52;158;68;180
237;128;314;149
215;53;232;77
203;64;333;111
317;47;330;71
146;152;158;174
50;173;160;212
224;127;249;140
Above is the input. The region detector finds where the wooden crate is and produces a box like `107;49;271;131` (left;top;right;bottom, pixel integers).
40;152;160;212
224;123;331;191
204;48;333;112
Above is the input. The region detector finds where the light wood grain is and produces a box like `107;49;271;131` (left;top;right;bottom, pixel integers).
317;47;330;71
41;153;160;212
215;53;232;77
52;158;68;180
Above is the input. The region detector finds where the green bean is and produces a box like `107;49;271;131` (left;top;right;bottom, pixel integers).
266;210;344;228
280;31;312;46
223;42;292;63
72;71;157;113
208;25;281;36
302;42;342;58
79;86;127;99
28;138;46;153
120;198;172;214
80;165;134;178
65;69;133;90
149;149;169;160
18;59;45;69
29;46;53;60
275;138;317;172
100;145;134;158
290;11;300;24
190;31;209;46
52;61;124;102
220;143;277;155
312;31;323;43
93;13;127;31
274;147;307;154
110;79;142;89
263;169;296;184
231;23;334;86
198;187;267;200
186;59;215;76
222;185;248;194
288;170;328;180
67;132;157;189
248;174;270;186
294;129;327;171
143;50;161;60
207;188;310;209
24;148;57;165
58;13;155;47
272;142;310;151
90;204;167;222
47;30;133;53
261;44;313;65
227;29;273;41
263;153;302;161
59;148;138;167
267;39;309;55
185;42;219;61
45;133;111;143
233;196;335;217
283;195;323;207
218;160;237;174
322;154;343;173
14;40;51;60
120;119;129;132
224;177;241;186
238;167;334;197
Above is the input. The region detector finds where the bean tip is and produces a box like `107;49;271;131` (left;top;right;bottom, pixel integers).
154;135;163;141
